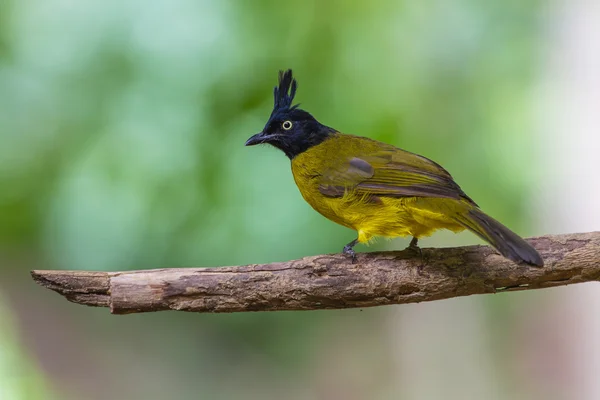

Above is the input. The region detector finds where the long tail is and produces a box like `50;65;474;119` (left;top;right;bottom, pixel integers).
454;207;543;267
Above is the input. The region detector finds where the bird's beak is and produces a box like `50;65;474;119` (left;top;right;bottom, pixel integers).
245;132;270;146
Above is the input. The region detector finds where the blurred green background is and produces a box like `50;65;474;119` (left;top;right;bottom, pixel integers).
2;1;598;399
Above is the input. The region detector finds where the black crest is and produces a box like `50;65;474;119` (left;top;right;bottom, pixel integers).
272;69;298;115
245;69;334;158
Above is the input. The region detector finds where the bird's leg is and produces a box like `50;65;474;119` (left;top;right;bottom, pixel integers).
405;236;427;274
407;237;421;255
342;238;359;262
405;236;423;261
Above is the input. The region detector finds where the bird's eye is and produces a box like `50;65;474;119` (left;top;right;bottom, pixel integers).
282;120;293;130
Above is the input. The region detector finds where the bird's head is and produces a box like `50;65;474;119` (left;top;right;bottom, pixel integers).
245;69;334;159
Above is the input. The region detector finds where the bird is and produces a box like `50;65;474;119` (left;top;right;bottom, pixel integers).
245;70;543;267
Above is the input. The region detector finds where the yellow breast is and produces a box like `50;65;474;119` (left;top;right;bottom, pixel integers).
290;136;465;243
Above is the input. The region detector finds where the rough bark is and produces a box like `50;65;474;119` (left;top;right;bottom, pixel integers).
31;232;600;314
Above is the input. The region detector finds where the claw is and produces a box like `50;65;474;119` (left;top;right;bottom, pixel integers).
405;237;422;255
343;244;357;263
405;237;427;273
342;238;359;263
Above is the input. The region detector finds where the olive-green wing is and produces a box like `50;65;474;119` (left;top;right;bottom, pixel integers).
318;147;475;205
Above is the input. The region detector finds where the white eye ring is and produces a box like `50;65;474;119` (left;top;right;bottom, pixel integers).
282;120;293;130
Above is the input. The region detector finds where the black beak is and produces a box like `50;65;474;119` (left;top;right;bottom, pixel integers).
245;132;272;146
245;132;263;146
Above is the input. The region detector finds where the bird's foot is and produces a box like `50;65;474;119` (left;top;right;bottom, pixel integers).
342;238;359;263
405;237;422;258
405;237;427;275
343;246;356;263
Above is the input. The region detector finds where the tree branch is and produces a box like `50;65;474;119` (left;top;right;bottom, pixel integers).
31;232;600;314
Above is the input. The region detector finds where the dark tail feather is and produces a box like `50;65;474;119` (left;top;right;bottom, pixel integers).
455;207;543;267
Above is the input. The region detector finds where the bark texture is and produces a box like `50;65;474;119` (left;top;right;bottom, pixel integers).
31;232;600;314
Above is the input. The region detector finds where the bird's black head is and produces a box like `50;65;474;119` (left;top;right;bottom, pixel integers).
245;70;334;159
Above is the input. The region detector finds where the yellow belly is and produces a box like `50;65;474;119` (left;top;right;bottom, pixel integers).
299;189;465;243
289;139;469;245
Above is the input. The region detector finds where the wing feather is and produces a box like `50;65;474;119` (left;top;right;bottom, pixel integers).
317;146;475;205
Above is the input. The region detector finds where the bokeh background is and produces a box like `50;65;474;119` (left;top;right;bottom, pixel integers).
1;1;599;399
